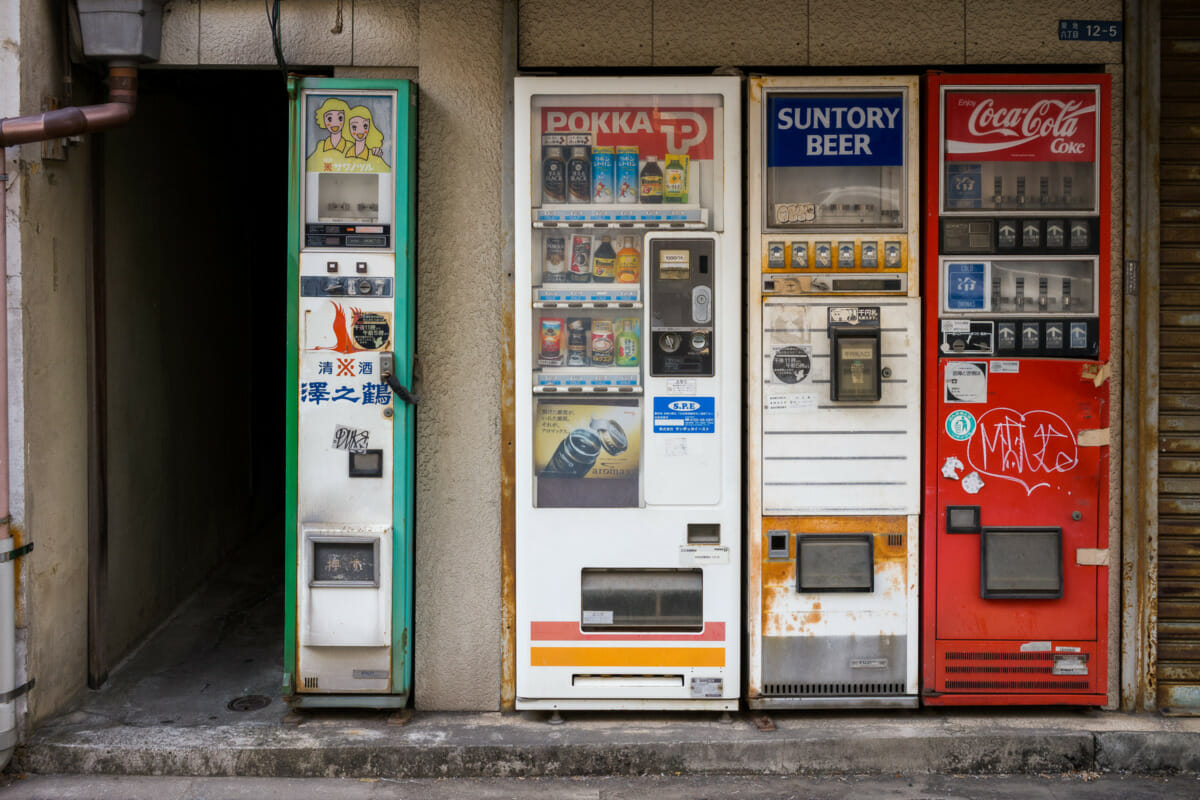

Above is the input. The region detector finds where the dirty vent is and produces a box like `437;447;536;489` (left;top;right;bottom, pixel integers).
946;680;1090;690
762;682;905;696
304;676;319;689
887;534;904;547
941;651;1089;691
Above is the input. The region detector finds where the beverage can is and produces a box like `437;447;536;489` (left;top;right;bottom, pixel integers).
567;145;591;204
589;319;615;366
566;317;590;366
568;235;592;282
591;146;614;203
539;318;565;366
663;153;689;203
543;236;567;283
616;146;639;204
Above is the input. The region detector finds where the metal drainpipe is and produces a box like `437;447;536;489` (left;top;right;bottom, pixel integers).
0;60;139;770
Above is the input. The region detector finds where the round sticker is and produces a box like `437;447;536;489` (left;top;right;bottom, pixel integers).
772;346;811;384
352;311;391;351
945;409;977;441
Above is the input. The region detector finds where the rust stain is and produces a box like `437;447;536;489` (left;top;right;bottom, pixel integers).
499;279;517;711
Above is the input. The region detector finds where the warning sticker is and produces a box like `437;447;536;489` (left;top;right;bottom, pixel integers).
352;311;392;351
770;345;812;384
653;397;715;434
945;361;988;403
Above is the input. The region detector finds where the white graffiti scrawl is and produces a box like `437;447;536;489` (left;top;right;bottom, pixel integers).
965;407;1079;495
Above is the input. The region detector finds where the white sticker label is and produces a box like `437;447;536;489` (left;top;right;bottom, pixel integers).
961;471;985;494
680;545;730;566
1055;646;1082;653
1052;655;1089;676
582;610;613;625
991;360;1020;374
850;658;889;669
1020;641;1052;652
945;362;988;403
665;379;697;395
942;456;964;480
942;319;971;334
766;393;818;411
332;424;370;453
690;677;724;698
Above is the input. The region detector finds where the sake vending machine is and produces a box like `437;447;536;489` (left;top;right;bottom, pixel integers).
285;78;416;707
922;74;1111;705
746;76;921;708
514;76;741;711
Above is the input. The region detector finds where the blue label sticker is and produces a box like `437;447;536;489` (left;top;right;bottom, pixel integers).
947;262;987;311
945;409;977;441
653;396;716;434
767;96;904;168
947;163;982;209
1059;19;1122;41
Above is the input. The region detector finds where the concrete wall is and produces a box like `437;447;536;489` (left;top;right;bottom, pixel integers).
18;0;93;723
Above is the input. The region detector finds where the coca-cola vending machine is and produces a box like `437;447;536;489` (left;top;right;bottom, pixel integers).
922;74;1111;705
513;77;741;712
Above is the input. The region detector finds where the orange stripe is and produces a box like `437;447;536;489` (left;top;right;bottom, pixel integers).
531;646;725;668
531;621;726;642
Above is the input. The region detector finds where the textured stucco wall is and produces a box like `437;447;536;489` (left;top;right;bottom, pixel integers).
519;0;1123;67
17;0;92;724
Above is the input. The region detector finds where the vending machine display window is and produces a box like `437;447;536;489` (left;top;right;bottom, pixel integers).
795;534;875;593
942;258;1097;315
580;569;703;632
764;92;906;230
941;90;1099;215
980;527;1063;599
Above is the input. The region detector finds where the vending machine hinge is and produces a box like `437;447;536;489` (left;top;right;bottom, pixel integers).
1125;260;1138;296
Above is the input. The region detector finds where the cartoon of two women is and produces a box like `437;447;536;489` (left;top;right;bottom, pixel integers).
306;97;391;173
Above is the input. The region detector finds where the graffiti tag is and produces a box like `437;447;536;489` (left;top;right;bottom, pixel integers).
965;407;1079;495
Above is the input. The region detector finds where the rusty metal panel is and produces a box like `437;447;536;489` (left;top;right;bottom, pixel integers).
1156;0;1200;711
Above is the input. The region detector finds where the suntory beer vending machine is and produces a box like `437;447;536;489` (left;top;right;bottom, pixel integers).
922;74;1111;705
746;76;922;708
285;78;416;708
514;76;741;711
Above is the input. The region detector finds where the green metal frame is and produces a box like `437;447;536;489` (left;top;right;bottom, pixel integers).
284;77;416;704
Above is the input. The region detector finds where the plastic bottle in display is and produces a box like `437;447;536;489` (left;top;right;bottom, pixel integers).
639;156;663;204
616;236;640;283
591;236;616;283
567;146;591;204
615;319;640;367
663;153;689;203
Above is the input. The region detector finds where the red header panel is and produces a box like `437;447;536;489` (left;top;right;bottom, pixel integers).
541;107;716;160
944;91;1097;162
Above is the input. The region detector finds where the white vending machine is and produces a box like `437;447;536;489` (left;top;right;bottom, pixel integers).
514;76;741;711
746;76;922;708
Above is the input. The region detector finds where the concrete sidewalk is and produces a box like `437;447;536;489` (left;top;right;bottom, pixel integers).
14;539;1200;780
16;706;1200;779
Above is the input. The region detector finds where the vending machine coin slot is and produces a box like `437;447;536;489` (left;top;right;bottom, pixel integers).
649;239;715;377
687;523;720;544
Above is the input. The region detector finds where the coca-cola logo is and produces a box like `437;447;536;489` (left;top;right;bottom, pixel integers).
945;91;1096;162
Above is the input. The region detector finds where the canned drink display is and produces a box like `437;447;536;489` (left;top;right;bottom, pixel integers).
541;134;566;204
568;234;593;282
567;145;592;204
591;146;615;203
616;146;639;204
539;318;565;366
589;319;615;366
566;317;590;366
543;235;567;282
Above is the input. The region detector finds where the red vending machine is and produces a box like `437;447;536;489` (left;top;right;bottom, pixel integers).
922;74;1111;706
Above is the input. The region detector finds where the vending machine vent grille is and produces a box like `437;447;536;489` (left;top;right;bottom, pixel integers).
762;682;905;696
304;676;319;689
946;680;1090;690
887;534;904;547
946;651;1054;662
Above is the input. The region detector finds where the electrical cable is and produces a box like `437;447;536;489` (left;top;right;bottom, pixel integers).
265;0;288;81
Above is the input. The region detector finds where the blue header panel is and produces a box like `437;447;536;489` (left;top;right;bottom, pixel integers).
767;95;904;168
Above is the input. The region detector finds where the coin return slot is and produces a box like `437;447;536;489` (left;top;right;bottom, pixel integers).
767;531;790;559
580;568;702;632
572;675;684;688
946;505;981;534
688;523;720;544
796;534;874;593
348;449;384;478
980;527;1063;599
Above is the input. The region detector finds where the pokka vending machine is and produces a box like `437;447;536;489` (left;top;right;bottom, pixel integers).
923;74;1111;705
746;76;922;708
514;76;741;711
284;78;416;708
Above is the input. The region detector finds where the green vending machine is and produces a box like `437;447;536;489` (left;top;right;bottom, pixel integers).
285;78;416;708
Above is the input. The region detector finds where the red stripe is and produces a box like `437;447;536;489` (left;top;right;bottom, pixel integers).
530;621;725;642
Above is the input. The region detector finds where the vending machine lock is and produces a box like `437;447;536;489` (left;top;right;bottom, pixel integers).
379;352;419;406
826;306;882;402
